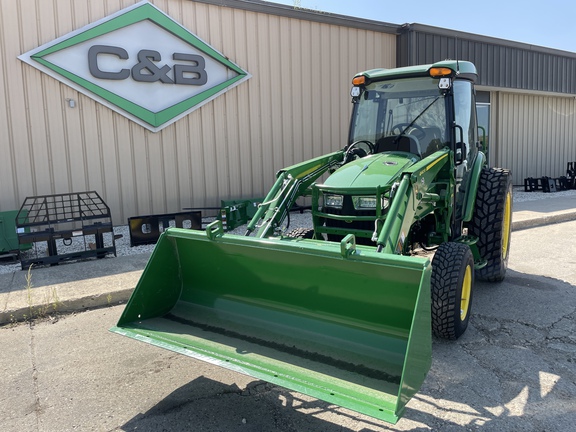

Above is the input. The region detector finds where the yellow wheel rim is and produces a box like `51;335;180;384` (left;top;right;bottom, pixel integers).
502;190;512;259
460;265;472;321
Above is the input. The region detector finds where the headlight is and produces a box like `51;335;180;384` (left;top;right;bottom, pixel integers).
324;194;344;209
354;196;377;209
352;196;389;210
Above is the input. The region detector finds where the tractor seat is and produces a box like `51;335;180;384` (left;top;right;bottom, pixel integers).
420;127;444;157
375;135;421;156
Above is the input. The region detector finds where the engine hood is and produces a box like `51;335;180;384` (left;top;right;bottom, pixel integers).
323;153;417;189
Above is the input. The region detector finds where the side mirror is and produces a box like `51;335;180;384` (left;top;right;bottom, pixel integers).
455;142;466;165
453;124;466;165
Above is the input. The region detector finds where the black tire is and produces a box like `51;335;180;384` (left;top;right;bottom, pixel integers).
285;227;315;239
431;242;474;340
468;167;513;282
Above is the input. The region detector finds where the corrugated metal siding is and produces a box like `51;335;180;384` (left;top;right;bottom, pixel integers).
0;0;396;222
398;24;576;94
493;92;576;184
397;24;576;185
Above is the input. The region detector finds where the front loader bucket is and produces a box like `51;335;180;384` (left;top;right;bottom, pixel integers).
111;225;432;424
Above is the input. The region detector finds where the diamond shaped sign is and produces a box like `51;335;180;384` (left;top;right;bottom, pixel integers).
18;1;251;132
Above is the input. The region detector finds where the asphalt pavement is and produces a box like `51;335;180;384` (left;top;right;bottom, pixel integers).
1;190;575;431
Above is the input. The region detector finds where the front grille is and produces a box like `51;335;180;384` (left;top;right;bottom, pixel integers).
323;196;376;245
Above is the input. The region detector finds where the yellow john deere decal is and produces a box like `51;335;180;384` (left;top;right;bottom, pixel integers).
421;153;449;174
296;164;323;179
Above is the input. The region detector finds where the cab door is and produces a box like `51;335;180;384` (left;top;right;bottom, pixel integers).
452;80;479;225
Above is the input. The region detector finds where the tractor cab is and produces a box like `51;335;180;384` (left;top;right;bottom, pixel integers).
324;62;482;241
348;62;479;165
348;75;449;159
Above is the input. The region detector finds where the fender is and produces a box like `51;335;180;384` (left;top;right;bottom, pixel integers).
462;151;487;222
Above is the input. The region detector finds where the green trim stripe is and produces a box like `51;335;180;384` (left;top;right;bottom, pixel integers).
33;4;244;75
34;57;155;124
34;57;245;128
155;75;246;124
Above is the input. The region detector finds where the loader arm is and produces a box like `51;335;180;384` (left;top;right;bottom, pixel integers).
246;151;344;238
377;149;452;253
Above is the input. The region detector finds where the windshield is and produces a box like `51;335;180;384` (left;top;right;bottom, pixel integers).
349;77;449;157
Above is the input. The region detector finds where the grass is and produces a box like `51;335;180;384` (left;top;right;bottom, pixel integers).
23;265;62;322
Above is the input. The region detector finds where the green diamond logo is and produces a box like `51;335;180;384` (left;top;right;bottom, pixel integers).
18;1;251;132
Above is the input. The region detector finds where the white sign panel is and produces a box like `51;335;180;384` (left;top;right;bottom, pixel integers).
19;1;251;132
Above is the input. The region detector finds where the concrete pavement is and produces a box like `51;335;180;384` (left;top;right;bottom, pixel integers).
1;191;575;325
511;193;576;230
0;253;149;325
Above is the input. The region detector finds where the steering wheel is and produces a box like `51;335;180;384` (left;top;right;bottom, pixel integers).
391;123;426;140
344;140;375;161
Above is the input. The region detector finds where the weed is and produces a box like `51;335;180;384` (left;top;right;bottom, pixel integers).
22;265;62;322
25;265;34;319
292;1;327;14
50;287;62;312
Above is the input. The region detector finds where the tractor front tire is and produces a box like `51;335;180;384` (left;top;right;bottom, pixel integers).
431;242;474;340
468;167;513;282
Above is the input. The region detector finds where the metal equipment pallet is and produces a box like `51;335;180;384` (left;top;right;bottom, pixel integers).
16;191;116;269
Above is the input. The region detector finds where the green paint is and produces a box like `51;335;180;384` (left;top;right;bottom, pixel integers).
112;228;431;424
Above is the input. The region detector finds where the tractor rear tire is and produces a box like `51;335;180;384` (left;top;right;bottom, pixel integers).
468;167;513;282
431;242;474;340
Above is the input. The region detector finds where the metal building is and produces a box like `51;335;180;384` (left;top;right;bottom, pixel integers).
1;0;575;224
398;23;576;182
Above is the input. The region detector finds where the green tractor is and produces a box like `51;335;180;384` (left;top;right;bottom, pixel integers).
111;60;512;424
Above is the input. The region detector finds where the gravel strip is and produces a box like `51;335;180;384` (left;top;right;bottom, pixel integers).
1;187;574;274
0;212;314;274
512;186;576;203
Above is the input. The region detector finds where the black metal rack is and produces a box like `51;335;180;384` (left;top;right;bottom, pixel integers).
127;211;202;246
523;162;576;193
16;191;116;269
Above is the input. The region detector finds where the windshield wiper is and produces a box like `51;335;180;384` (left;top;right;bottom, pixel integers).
394;95;441;140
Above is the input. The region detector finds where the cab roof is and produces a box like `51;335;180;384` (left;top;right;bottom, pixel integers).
355;60;478;83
